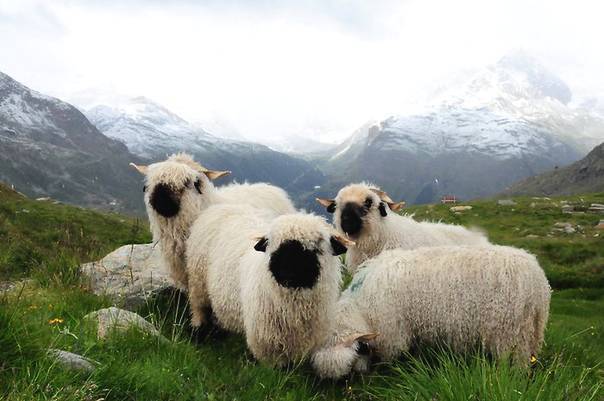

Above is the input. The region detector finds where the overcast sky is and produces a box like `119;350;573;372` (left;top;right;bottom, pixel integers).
1;0;603;142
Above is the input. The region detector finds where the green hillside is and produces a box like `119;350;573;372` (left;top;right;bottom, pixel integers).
405;193;604;288
0;183;150;282
1;186;602;400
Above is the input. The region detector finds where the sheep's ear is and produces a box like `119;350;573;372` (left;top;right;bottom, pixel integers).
330;234;355;256
388;201;406;212
340;333;379;347
129;163;148;175
203;170;231;181
316;198;336;213
254;237;268;252
369;188;394;203
370;188;405;212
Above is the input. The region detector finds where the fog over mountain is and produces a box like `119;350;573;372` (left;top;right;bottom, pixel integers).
310;53;604;207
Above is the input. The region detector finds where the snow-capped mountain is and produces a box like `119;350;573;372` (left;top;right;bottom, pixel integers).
0;71;144;213
85;97;326;205
431;51;604;152
320;52;598;205
86;97;216;159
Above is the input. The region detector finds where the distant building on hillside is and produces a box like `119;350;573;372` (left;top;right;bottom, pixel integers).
441;195;457;204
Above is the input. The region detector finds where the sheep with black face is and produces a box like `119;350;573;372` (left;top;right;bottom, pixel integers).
131;153;295;289
240;214;352;366
317;183;489;273
312;245;551;379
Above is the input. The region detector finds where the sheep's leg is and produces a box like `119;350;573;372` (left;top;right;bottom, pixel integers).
186;256;210;328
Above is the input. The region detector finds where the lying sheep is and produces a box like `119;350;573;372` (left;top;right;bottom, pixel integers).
241;214;352;366
317;183;489;272
131;153;295;289
311;245;551;379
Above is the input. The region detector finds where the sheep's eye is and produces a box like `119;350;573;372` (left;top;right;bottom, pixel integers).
143;185;147;193
364;198;373;209
194;179;202;194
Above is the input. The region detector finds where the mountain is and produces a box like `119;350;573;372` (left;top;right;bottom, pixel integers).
262;135;337;156
85;97;326;205
0;71;145;213
432;51;604;153
503;142;604;196
317;53;600;205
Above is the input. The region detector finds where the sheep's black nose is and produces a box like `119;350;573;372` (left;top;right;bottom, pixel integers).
340;203;363;236
269;240;320;289
150;183;181;218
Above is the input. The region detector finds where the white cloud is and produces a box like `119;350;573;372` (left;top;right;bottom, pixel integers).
1;0;603;142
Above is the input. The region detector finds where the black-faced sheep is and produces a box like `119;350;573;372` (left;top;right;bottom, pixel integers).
241;214;352;366
131;153;295;289
317;183;489;272
311;245;551;379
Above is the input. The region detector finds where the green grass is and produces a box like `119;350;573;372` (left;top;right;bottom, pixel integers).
405;193;604;289
0;186;602;400
0;184;150;282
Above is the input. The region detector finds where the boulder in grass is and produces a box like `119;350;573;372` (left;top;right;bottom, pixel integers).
84;307;162;340
47;349;98;372
450;205;472;212
80;243;173;309
497;199;517;206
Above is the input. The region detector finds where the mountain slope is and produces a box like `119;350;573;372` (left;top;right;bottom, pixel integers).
85;97;326;205
318;53;595;205
0;72;145;213
504;142;604;196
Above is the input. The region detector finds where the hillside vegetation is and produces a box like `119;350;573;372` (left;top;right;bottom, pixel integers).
406;193;604;288
504;142;604;196
1;186;602;400
0;183;150;282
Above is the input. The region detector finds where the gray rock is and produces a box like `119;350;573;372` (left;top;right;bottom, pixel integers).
0;281;17;294
450;205;472;212
588;204;604;214
553;222;576;234
80;243;173;309
497;199;517;206
84;307;161;339
47;349;98;372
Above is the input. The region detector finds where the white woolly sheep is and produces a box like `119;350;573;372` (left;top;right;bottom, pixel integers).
240;214;352;366
311;245;551;379
130;153;295;289
185;203;273;330
317;183;489;272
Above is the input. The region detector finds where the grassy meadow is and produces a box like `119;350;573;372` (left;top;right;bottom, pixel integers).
1;184;603;400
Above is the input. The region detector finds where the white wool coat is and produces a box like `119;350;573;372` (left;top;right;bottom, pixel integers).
142;154;295;289
330;183;489;272
185;203;273;331
240;214;342;366
312;245;551;379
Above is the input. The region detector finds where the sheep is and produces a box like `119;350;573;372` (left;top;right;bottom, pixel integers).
130;153;295;289
185;209;352;344
311;245;551;379
185;203;273;330
317;183;489;272
240;214;353;366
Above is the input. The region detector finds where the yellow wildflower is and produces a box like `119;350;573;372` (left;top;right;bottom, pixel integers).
48;318;64;325
530;355;537;364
